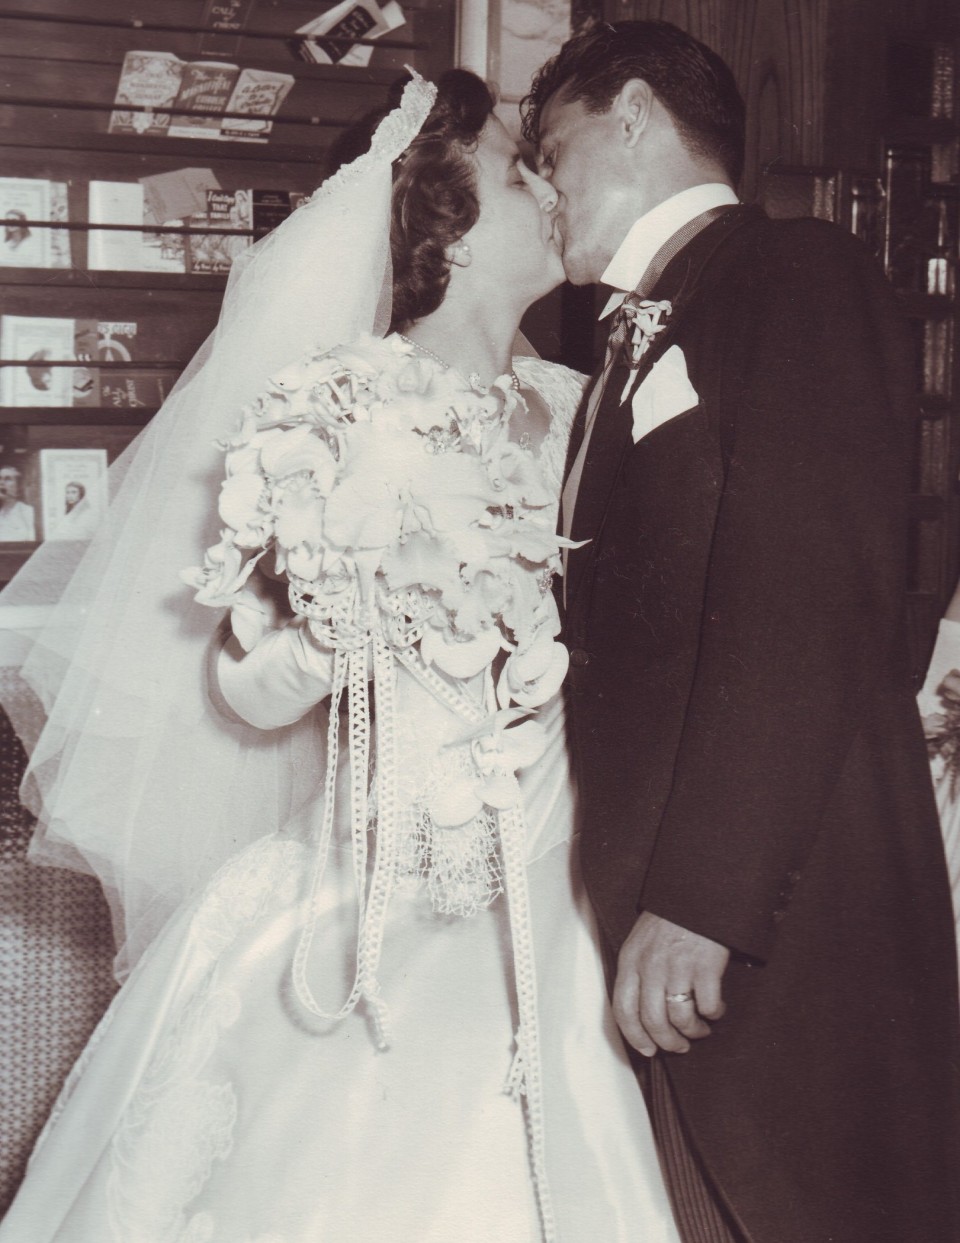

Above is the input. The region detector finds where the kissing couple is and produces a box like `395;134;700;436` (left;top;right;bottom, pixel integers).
1;19;958;1243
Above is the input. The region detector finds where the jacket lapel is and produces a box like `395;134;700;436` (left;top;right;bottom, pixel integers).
564;205;764;614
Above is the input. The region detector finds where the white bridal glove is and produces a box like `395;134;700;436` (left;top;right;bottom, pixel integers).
215;618;334;729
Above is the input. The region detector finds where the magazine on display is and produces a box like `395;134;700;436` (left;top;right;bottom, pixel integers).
0;316;75;408
88;181;186;273
39;448;109;542
0;178;71;268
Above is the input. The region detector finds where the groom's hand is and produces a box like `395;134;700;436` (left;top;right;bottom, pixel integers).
613;912;730;1056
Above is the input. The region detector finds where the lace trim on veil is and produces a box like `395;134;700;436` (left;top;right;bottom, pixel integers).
311;70;436;205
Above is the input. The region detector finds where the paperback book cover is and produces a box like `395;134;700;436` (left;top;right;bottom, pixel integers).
0;451;39;543
109;50;185;136
234;188;296;240
74;319;150;407
168;61;241;139
88;181;186;273
295;0;405;69
0;315;75;407
185;187;298;271
141;168;222;228
220;69;295;142
71;319;102;407
0;178;71;268
186;189;253;273
99;369;173;409
40;447;108;542
74;319;174;409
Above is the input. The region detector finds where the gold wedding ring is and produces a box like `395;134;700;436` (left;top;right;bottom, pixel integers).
665;991;694;1004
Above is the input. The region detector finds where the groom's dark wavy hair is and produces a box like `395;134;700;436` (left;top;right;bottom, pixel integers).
520;21;745;185
327;70;495;332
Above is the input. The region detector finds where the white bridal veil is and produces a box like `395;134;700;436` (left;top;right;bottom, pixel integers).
0;73;438;980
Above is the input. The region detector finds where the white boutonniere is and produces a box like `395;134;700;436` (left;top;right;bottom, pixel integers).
616;295;672;367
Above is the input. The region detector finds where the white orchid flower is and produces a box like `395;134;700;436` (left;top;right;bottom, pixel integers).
497;630;569;709
427;711;546;827
219;474;271;548
420;624;505;679
259;424;338;490
180;535;264;608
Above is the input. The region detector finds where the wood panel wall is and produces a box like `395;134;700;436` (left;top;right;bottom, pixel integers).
610;0;884;197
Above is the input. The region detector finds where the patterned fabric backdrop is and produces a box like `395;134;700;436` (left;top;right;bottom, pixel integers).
0;704;116;1215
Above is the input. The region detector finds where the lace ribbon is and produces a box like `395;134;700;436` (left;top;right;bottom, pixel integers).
290;637;557;1242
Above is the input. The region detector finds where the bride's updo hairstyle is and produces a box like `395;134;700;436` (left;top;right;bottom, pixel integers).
325;69;496;333
388;69;495;330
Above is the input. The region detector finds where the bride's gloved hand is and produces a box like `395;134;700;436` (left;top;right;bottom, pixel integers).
212;617;335;729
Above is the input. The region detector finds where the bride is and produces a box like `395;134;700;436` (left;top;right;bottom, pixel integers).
0;70;679;1242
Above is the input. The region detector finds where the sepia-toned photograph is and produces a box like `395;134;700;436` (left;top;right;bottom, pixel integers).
1;3;960;1242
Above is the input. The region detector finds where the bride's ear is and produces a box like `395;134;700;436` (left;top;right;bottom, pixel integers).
446;239;472;268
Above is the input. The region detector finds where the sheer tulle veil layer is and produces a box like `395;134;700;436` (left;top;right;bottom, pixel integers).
0;73;438;979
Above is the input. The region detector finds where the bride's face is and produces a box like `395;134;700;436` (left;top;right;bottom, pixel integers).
459;117;565;302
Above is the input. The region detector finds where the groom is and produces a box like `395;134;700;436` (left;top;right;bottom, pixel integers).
523;20;960;1243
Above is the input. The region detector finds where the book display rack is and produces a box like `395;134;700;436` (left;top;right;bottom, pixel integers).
0;0;455;577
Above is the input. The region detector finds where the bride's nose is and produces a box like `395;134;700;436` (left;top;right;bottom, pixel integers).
518;161;558;213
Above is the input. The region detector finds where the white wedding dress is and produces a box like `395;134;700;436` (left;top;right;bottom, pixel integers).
0;355;679;1243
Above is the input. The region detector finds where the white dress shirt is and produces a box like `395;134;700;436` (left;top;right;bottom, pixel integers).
561;183;739;556
598;183;739;318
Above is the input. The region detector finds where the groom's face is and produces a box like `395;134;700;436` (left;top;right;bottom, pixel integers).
536;91;627;285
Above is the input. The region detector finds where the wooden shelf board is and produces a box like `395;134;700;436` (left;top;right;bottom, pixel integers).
0;126;336;163
0;267;228;292
0;407;155;426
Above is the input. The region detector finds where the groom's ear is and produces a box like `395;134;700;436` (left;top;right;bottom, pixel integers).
615;79;655;150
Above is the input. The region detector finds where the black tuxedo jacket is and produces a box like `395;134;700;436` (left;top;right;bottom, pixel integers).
563;206;960;1242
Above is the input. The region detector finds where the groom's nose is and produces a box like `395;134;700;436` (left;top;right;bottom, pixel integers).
518;161;558;213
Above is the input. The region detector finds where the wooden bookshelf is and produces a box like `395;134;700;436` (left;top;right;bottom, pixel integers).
0;0;456;577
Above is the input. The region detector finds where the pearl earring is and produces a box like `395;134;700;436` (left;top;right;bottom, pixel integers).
449;240;472;268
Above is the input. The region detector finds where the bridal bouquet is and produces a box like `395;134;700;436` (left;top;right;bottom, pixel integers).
184;333;570;812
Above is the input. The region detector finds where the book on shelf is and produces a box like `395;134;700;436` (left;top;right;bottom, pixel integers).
40;448;109;543
0;316;76;408
236;188;305;240
141;168;222;230
220;69;295;142
99;370;173;409
0;316;177;410
185;188;305;273
88;181;186;274
71;321;102;408
186;189;251;274
109;50;185;136
295;0;406;68
108;51;295;144
0;450;39;544
201;0;256;39
168;61;241;139
0;178;71;269
77;320;176;409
